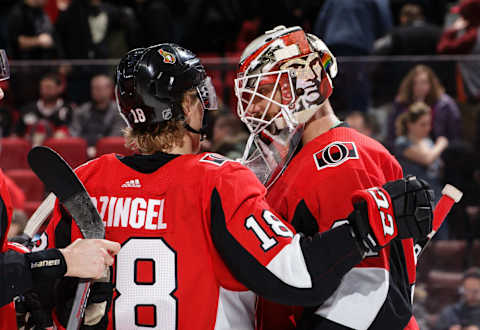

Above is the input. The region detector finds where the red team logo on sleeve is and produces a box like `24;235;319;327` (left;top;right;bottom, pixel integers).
313;141;358;170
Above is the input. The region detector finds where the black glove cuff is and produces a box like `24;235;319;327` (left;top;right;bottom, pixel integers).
26;248;67;280
348;201;378;253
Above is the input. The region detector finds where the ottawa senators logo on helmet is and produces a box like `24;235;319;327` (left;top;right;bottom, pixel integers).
158;49;176;64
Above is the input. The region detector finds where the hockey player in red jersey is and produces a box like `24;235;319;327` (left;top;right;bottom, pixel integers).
234;26;425;330
39;44;434;330
0;50;120;329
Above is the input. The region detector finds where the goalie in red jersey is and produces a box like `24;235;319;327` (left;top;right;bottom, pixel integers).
233;25;431;330
34;44;434;329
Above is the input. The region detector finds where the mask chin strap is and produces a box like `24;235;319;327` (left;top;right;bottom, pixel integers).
184;122;207;141
274;104;322;130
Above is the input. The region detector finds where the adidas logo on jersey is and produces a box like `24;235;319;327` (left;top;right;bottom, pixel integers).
121;179;142;188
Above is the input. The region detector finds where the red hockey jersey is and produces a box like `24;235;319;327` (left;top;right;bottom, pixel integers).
0;169;18;330
258;126;417;330
45;151;365;330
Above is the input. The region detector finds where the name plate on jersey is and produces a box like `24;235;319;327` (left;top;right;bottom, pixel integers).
91;196;168;231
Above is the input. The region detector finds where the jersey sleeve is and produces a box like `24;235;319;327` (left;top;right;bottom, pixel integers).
45;199;83;250
209;163;364;306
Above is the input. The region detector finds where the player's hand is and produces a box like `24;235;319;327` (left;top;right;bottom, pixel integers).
0;87;4;100
347;176;434;253
59;239;121;279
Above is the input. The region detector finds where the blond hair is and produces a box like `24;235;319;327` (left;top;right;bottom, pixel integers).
395;101;431;137
124;89;199;154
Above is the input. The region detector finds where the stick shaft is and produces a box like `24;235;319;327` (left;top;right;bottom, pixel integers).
67;280;91;330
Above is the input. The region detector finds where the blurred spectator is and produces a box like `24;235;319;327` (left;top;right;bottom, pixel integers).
55;0;124;59
15;72;72;146
390;0;449;27
413;283;432;330
387;64;462;149
125;0;175;49
344;110;379;138
433;267;480;330
7;0;61;59
394;102;448;236
0;0;16;49
182;0;243;54
374;3;442;55
313;0;393;112
210;113;248;159
313;0;392;56
69;74;124;158
7;210;28;240
437;0;480;103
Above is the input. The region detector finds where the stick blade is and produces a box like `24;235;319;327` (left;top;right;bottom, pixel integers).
28;146;84;203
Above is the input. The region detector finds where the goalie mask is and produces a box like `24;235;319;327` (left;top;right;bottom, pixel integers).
234;26;337;187
115;44;218;134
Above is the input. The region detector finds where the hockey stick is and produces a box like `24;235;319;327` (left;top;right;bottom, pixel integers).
28;146;105;330
23;192;56;238
414;184;463;263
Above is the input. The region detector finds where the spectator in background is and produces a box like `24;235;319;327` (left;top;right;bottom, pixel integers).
15;72;72;146
394;102;448;237
55;0;123;59
7;210;28;240
125;0;174;48
433;267;480;330
437;0;480;103
387;64;462;149
313;0;393;112
374;3;442;55
69;74;124;158
344;110;379;138
0;1;16;50
7;0;61;59
210;113;248;159
371;3;450;108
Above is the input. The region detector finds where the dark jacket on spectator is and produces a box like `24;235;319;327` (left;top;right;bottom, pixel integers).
433;301;480;330
69;100;124;146
7;2;61;59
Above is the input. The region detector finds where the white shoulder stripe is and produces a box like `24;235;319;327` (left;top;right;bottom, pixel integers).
214;288;255;330
266;234;312;288
315;267;389;330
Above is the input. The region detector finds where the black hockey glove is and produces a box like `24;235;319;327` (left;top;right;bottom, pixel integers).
55;275;114;329
15;290;54;330
348;176;434;253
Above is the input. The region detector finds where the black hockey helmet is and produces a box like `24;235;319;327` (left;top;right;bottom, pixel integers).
115;43;217;131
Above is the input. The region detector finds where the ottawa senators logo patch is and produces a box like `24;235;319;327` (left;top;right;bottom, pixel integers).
313;141;358;170
200;153;231;166
158;49;176;64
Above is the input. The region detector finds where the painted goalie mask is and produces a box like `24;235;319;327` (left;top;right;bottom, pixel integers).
234;26;337;187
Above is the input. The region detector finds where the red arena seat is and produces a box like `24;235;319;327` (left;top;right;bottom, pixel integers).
0;137;32;170
95;137;134;157
43;137;88;169
6;169;45;202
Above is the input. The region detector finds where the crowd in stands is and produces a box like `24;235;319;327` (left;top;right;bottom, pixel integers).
1;0;480;328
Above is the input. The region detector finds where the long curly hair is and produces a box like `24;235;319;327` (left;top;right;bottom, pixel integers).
396;65;445;106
